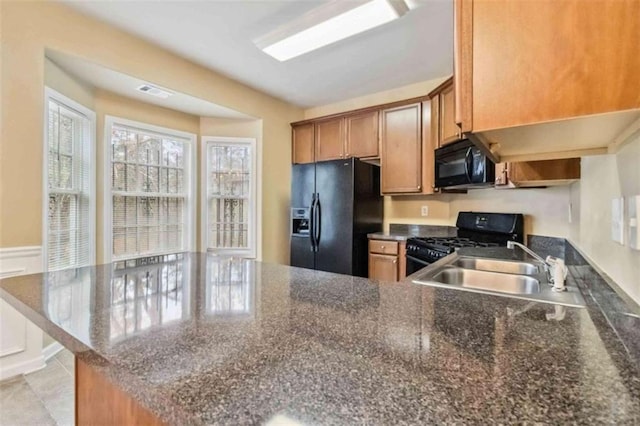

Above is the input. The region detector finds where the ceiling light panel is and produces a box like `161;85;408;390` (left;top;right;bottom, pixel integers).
256;0;409;62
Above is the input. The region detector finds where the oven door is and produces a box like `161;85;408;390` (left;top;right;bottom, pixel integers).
405;254;431;277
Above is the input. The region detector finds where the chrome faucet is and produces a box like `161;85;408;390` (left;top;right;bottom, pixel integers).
506;241;567;291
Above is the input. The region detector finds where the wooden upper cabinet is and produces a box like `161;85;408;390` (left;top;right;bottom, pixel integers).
440;82;459;145
495;158;581;188
380;103;422;194
455;0;640;133
346;110;379;158
429;77;460;147
292;123;314;164
315;117;345;162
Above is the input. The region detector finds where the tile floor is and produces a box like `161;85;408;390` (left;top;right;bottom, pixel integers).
0;349;75;426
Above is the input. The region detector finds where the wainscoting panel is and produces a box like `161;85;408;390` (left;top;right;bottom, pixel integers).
0;246;46;380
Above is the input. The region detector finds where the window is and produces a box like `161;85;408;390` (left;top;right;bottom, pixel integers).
43;88;95;271
202;137;257;257
105;117;196;262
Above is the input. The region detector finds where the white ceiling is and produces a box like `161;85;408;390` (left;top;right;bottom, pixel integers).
61;0;453;108
47;51;251;119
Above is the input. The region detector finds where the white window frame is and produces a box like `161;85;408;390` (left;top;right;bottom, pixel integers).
42;87;96;271
103;116;197;263
201;136;258;258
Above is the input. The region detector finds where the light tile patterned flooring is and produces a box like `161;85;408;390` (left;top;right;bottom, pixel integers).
0;349;75;426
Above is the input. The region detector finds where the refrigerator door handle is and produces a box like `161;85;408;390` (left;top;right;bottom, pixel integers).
309;194;317;251
314;194;321;251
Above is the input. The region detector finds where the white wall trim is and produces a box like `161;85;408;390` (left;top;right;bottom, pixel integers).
0;246;45;380
42;341;64;362
0;246;42;260
0;355;46;381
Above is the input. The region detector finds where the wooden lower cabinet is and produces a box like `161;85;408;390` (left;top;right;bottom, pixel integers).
368;239;406;282
76;359;164;425
369;254;398;282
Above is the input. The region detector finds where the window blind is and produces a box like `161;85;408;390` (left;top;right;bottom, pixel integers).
46;99;93;271
110;123;190;260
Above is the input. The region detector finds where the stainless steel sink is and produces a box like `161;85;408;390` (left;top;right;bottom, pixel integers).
432;268;540;294
451;257;540;276
412;253;586;308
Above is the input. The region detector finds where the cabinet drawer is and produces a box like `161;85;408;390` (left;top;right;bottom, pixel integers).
369;239;399;255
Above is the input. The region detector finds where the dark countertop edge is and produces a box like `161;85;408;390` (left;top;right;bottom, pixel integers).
367;233;410;241
0;286;197;426
566;238;640;316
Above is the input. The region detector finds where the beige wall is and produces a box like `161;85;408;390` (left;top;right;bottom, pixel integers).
44;58;95;109
304;77;448;119
1;1;302;264
571;134;640;303
386;187;573;239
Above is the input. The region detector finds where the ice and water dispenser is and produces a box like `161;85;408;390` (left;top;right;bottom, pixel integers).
291;208;310;236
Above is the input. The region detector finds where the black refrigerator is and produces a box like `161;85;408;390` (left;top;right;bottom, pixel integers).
290;158;383;277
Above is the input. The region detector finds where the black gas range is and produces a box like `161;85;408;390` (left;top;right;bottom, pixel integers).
405;212;524;276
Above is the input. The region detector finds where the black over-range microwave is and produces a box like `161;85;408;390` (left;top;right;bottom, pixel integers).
434;139;495;189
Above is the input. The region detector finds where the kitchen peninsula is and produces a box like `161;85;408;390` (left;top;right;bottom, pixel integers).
1;253;639;424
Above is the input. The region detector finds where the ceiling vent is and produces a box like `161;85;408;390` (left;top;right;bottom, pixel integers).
136;84;173;99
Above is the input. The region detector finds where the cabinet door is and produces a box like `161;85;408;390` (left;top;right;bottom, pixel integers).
380;103;422;194
292;123;314;164
454;0;473;133
346;110;379;158
469;0;640;132
439;82;460;146
368;253;398;282
315;118;345;162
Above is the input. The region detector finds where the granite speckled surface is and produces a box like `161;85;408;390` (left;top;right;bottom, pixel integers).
1;252;640;425
368;224;456;241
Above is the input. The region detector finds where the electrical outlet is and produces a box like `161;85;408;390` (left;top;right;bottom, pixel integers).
421;206;429;217
612;198;624;244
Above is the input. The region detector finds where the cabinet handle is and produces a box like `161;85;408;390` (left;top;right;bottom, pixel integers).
381;245;385;249
393;260;397;264
417;185;422;190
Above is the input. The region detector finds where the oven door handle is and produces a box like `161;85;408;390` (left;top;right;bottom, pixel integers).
464;147;473;182
406;254;431;267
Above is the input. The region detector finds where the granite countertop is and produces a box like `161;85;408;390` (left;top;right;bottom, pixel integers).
367;232;413;241
1;252;640;424
368;224;457;241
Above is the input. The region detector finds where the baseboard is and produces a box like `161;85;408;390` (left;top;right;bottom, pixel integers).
0;355;45;381
42;341;63;362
